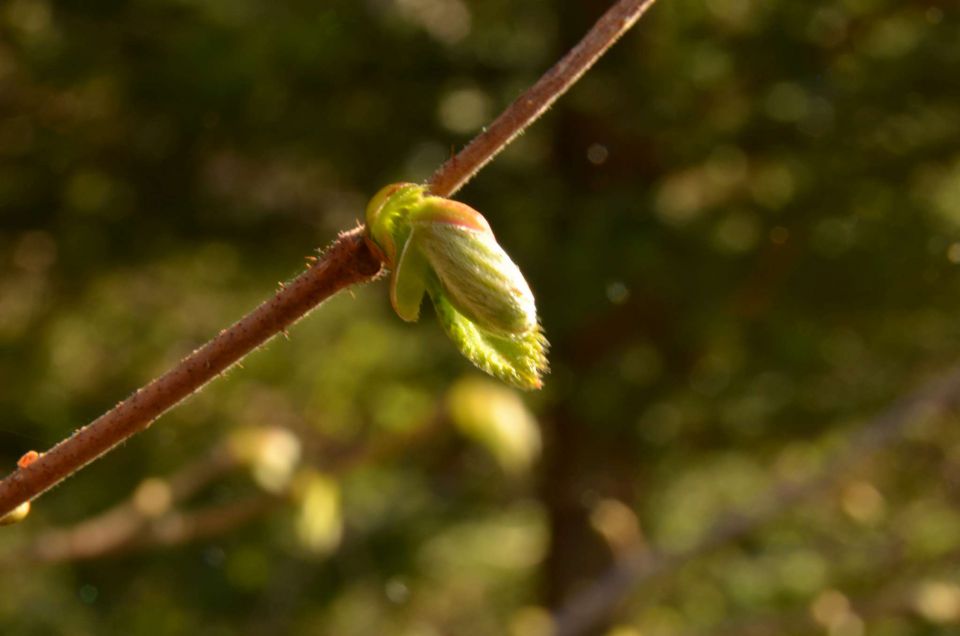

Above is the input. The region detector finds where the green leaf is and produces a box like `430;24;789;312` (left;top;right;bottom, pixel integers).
391;234;430;322
429;283;547;391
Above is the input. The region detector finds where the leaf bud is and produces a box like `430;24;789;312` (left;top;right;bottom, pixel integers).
365;183;547;389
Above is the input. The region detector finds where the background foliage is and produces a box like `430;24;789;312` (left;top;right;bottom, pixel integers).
3;0;960;634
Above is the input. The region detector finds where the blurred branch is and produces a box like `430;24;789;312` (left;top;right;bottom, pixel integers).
124;496;285;552
12;412;445;563
707;444;960;636
427;0;659;197
708;542;960;636
0;0;656;521
20;494;284;563
11;441;241;563
551;365;960;636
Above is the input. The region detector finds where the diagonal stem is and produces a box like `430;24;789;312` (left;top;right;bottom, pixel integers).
0;0;660;520
0;229;381;518
428;0;659;197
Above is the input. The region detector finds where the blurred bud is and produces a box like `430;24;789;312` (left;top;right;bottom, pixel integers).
292;470;342;555
447;376;541;474
840;480;885;524
509;606;554;636
229;427;302;493
914;580;960;623
0;501;31;526
366;183;548;390
589;498;643;555
810;589;855;630
133;478;173;518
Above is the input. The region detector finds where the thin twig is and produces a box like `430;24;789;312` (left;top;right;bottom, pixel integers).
129;496;284;551
0;229;380;518
0;0;657;519
551;365;960;636
427;0;658;197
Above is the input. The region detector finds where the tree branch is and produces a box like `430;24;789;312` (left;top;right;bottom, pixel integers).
0;229;380;519
427;0;658;197
0;0;658;520
129;496;284;552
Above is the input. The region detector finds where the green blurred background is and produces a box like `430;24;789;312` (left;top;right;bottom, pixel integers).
3;0;960;634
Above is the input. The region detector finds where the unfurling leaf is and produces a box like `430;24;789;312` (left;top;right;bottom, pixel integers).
366;183;548;390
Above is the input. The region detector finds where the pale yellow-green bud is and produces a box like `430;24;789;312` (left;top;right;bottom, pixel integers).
365;183;548;390
413;201;537;336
